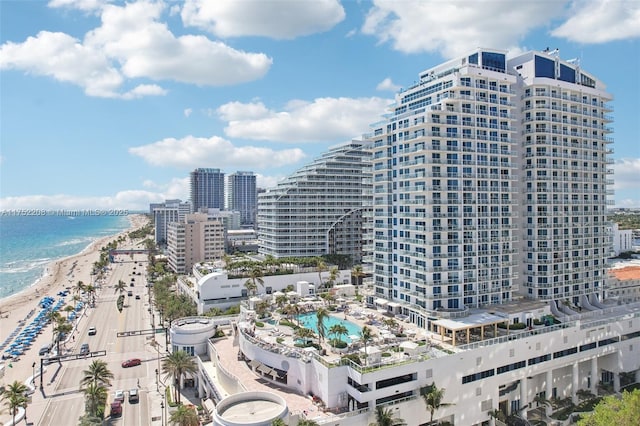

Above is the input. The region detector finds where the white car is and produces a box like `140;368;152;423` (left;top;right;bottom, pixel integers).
88;327;97;336
114;390;124;402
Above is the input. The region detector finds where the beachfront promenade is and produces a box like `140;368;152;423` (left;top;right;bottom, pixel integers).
0;236;172;426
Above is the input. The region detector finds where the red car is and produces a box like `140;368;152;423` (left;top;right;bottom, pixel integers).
110;401;122;417
121;358;141;368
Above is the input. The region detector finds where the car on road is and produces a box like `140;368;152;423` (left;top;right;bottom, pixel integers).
127;290;133;296
128;388;139;403
130;282;134;287
135;294;141;300
110;401;122;417
121;358;141;368
114;389;124;402
80;343;90;355
88;326;97;336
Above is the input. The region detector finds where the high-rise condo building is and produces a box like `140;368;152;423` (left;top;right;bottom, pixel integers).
258;141;372;264
367;48;612;322
227;171;257;228
190;168;225;212
151;199;192;246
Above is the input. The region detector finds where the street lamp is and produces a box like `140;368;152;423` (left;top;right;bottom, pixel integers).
160;401;165;426
32;361;36;382
155;368;159;392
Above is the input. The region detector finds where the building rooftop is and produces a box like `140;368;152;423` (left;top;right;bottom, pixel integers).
610;266;640;280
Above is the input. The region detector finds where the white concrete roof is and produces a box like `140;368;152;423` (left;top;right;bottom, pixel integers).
433;312;505;331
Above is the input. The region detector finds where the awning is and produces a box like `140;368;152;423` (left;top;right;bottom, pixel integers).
375;298;388;306
248;359;261;369
387;302;401;308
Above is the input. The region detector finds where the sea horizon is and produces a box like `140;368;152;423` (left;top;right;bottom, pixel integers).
0;214;132;301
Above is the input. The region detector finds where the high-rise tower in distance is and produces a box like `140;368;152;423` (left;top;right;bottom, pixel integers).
190;168;225;212
227;171;257;228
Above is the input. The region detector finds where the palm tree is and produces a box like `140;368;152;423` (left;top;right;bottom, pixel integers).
327;266;339;288
271;419;287;426
316;258;327;290
295;327;316;343
421;383;454;424
275;294;288;310
114;280;127;294
369;406;407;426
244;266;265;296
315;308;329;343
1;380;28;426
169;403;199;426
82;382;108;418
297;419;320;426
80;360;114;390
78;413;104;426
351;265;365;286
63;304;75;319
329;323;348;347
84;284;96;305
162;350;198;404
74;280;86;297
53;319;73;356
360;326;375;365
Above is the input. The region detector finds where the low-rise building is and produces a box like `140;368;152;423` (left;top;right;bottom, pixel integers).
177;264;352;314
607;265;640;303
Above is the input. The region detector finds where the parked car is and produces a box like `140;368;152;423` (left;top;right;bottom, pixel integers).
128;388;139;403
121;358;141;368
80;343;90;355
135;294;141;300
114;389;124;402
88;327;97;336
110;401;122;417
127;290;133;296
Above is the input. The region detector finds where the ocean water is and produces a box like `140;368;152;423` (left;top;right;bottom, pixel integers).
0;214;131;300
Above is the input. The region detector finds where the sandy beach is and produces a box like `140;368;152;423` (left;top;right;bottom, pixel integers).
0;214;148;387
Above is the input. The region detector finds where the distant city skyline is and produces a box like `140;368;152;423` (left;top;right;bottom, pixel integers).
1;1;639;210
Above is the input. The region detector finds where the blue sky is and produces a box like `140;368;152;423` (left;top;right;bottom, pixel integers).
1;0;639;211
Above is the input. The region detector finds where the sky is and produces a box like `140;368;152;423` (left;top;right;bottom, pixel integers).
1;0;639;211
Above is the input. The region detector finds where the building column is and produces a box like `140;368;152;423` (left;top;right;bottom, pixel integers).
636;369;640;385
572;362;580;404
520;378;528;419
613;372;620;392
590;358;598;395
545;369;553;416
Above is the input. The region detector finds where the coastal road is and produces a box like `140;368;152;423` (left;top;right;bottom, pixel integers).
38;249;159;426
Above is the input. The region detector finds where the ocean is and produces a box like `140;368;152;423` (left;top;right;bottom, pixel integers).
0;214;131;300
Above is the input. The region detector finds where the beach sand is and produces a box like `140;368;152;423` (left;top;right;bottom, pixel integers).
0;214;148;387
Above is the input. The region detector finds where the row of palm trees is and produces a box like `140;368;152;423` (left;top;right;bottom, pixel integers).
0;381;29;425
75;350;200;425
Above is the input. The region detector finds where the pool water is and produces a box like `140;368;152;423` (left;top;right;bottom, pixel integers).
296;312;361;343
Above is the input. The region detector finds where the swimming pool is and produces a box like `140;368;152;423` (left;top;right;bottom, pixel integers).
296;312;361;343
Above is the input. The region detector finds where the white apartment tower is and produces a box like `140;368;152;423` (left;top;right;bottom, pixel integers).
367;48;612;322
167;213;225;274
258;141;372;264
510;50;613;306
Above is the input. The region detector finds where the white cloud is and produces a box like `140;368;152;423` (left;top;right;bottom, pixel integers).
376;77;400;92
218;97;391;143
47;0;106;12
361;0;566;58
256;173;285;190
0;1;272;98
129;135;306;169
184;108;193;118
551;0;640;43
613;158;640;190
181;0;345;39
0;191;165;211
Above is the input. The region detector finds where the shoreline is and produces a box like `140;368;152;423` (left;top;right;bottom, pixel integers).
0;214;145;307
0;214;148;343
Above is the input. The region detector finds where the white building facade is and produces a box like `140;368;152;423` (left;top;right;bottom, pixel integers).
167;213;225;274
366;48;613;326
611;223;634;255
258;141;372;264
151;199;192;246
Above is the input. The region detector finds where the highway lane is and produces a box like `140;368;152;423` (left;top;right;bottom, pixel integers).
39;247;157;426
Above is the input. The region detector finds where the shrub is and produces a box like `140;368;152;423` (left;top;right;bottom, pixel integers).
254;321;264;328
276;337;284;344
341;353;361;365
330;339;347;349
381;352;392;357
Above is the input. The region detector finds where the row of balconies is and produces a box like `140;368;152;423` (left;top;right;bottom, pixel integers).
522;91;613;109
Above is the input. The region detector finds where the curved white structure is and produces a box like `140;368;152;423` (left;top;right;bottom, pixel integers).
212;391;288;426
170;316;218;355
